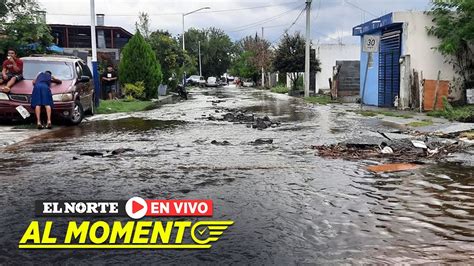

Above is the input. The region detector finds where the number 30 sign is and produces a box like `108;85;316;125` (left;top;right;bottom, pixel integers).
363;35;380;53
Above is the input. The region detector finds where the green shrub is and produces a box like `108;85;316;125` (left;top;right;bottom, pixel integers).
271;85;289;94
119;31;162;99
427;96;474;122
123;81;145;100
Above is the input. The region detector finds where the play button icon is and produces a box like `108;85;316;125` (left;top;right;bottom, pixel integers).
126;197;147;219
132;200;145;213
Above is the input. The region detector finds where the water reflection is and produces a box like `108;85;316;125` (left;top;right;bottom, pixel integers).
0;87;472;264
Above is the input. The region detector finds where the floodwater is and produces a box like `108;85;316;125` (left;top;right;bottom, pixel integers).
0;87;473;264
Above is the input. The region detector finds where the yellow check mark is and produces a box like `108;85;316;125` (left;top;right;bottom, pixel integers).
198;227;207;235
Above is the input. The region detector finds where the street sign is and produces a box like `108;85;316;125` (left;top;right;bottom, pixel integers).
363;35;380;53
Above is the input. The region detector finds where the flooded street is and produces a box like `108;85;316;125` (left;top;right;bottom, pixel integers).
1;87;473;264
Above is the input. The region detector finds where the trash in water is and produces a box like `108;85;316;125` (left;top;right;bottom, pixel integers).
411;140;428;149
380;146;394;154
367;163;422;173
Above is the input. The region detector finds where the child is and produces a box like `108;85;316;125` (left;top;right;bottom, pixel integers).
31;71;62;129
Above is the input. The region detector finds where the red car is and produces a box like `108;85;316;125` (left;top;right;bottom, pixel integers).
0;55;95;125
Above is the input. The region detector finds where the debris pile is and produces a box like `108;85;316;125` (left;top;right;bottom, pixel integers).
312;137;464;162
206;109;280;129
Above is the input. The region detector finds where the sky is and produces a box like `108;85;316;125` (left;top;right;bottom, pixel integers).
37;0;432;44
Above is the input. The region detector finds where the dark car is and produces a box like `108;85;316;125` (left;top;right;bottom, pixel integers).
0;55;95;125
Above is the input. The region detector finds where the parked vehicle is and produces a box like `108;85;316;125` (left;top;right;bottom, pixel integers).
242;79;255;87
186;75;206;87
219;77;228;86
0;55;94;125
206;77;219;87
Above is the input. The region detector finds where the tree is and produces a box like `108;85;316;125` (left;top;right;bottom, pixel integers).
148;30;196;89
0;0;53;56
238;35;273;72
273;32;320;91
119;31;162;99
232;35;274;84
184;27;234;77
135;12;151;40
229;51;259;79
427;0;474;103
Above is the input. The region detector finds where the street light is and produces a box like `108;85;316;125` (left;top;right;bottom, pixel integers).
182;7;210;50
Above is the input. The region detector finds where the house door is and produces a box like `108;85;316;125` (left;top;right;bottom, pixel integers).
378;28;401;107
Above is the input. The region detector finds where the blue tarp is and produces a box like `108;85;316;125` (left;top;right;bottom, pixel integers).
22;43;64;53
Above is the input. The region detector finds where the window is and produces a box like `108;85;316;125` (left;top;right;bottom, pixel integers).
22;61;74;80
75;63;83;78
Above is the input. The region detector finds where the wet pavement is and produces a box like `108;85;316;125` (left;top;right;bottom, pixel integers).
0;86;473;264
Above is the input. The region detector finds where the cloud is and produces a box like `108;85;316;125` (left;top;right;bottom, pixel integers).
38;0;431;44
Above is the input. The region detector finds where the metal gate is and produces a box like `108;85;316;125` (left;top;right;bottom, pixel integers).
378;29;401;107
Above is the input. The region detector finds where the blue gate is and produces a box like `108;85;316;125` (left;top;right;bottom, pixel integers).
378;28;401;107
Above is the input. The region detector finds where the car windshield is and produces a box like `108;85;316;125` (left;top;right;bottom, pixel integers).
208;77;216;82
23;60;74;80
189;75;199;79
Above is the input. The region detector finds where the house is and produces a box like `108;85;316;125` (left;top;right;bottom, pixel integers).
49;14;133;62
352;11;461;110
49;14;132;50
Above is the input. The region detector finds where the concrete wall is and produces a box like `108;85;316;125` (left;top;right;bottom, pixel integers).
393;11;461;105
315;44;360;91
335;60;360;96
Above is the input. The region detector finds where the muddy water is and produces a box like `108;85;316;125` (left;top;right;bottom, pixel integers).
0;87;473;264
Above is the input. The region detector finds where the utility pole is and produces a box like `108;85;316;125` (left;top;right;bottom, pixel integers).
182;14;185;50
199;41;202;76
304;0;312;97
90;0;99;106
261;27;265;88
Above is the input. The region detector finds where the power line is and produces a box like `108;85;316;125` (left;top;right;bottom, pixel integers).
227;4;304;33
343;0;378;18
199;2;300;14
45;2;301;17
270;5;307;45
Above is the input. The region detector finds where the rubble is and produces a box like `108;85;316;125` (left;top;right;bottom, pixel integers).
205;108;280;129
312;136;466;162
251;138;273;145
211;140;231;146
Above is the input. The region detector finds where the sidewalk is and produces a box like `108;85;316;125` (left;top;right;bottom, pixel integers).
87;94;176;121
0;95;178;148
0;125;56;148
351;105;474;135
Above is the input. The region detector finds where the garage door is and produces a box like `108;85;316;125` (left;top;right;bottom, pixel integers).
378;28;401;107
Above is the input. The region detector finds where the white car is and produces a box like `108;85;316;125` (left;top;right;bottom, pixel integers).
186;75;206;87
206;77;219;87
242;79;255;87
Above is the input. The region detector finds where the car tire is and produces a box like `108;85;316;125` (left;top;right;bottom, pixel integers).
85;94;95;116
69;100;84;125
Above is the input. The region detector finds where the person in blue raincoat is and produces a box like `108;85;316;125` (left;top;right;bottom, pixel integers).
31;71;62;129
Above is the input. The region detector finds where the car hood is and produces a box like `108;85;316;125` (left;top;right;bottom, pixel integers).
1;80;74;95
